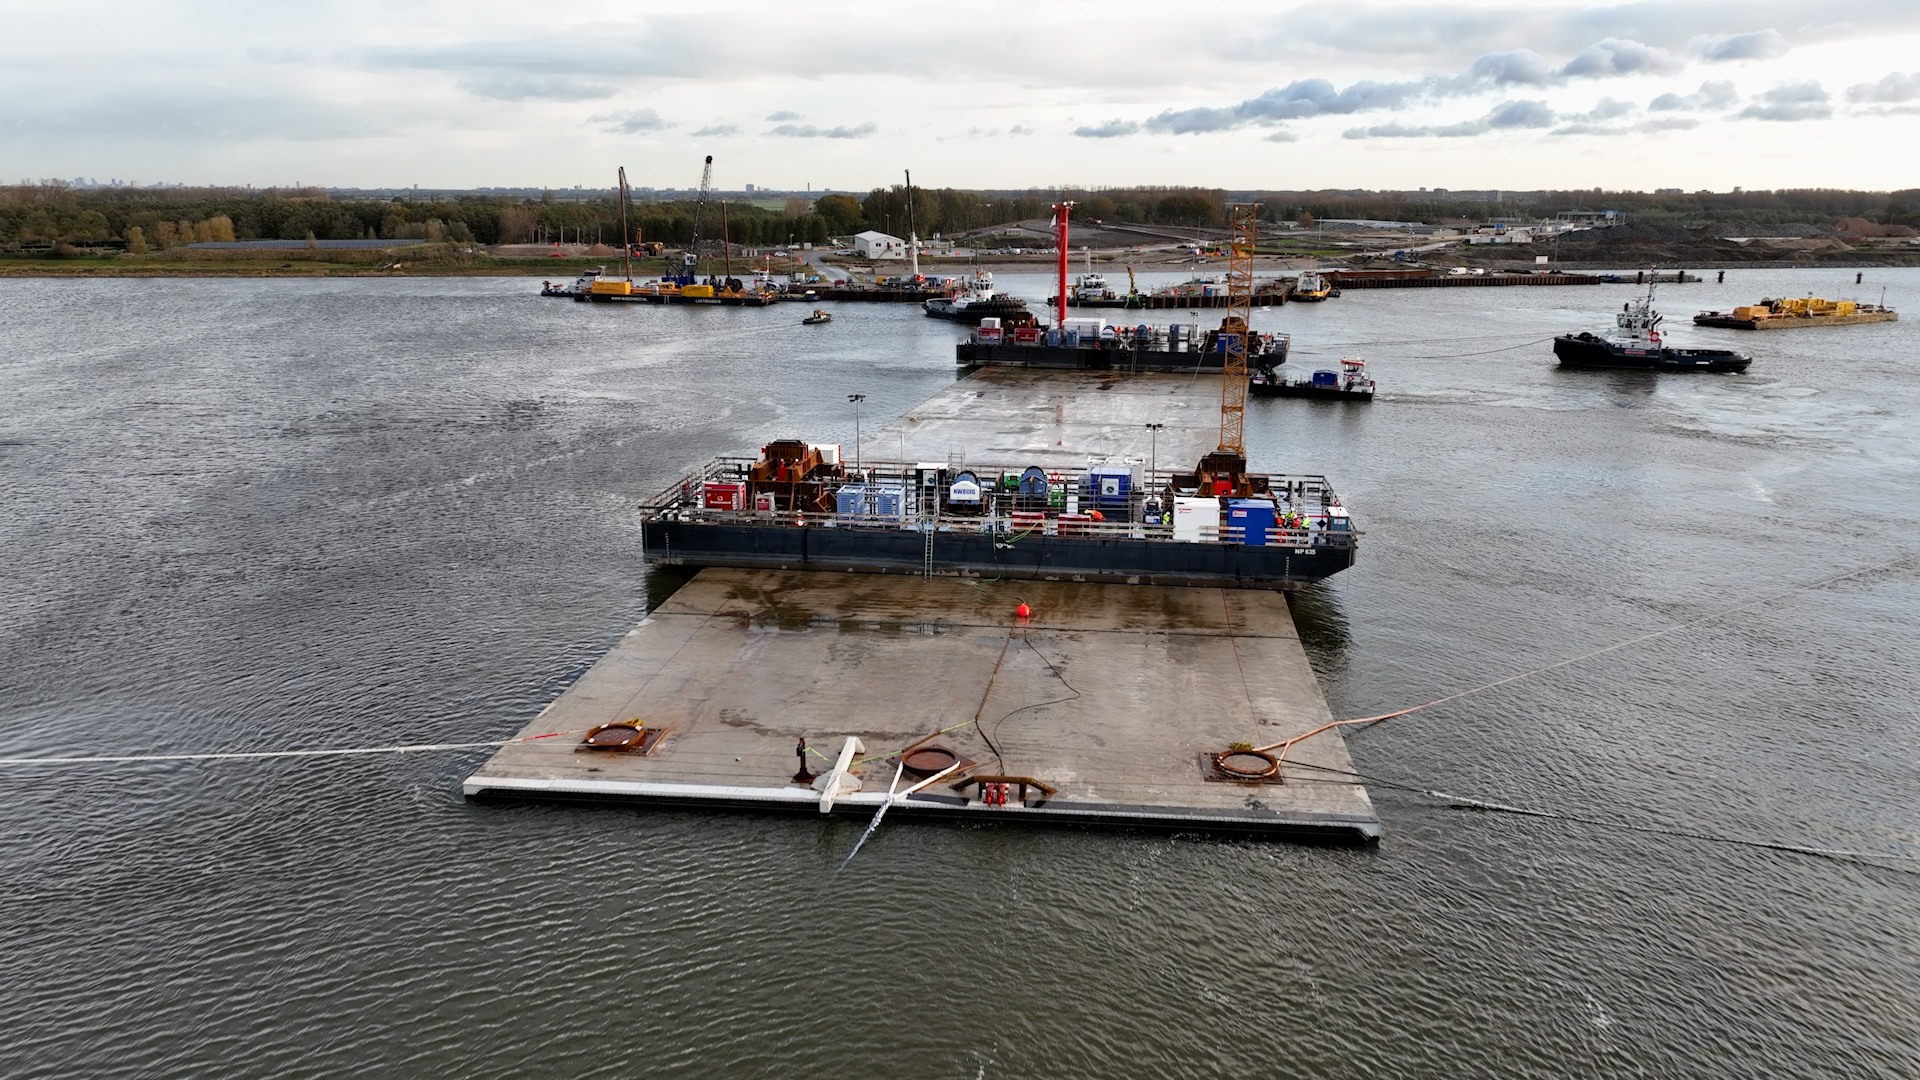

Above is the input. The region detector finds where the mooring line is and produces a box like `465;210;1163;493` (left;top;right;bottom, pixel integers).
1281;758;1920;872
0;727;585;768
1265;551;1920;757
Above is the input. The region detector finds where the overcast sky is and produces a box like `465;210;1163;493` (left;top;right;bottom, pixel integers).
5;0;1918;192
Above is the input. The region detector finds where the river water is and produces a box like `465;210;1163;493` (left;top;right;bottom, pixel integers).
2;269;1916;1078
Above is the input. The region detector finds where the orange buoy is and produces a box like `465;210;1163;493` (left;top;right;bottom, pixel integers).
1016;603;1031;619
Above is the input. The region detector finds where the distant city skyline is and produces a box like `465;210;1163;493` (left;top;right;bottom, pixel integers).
4;0;1917;192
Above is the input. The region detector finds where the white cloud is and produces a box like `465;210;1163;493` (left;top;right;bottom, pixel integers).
1558;38;1683;78
767;122;876;139
690;123;739;137
1737;81;1832;121
461;75;617;101
1345;98;1554;138
1847;71;1920;103
766;110;803;121
1691;29;1790;62
1553;116;1701;136
588;108;672;134
1572;97;1637;121
1649;80;1739;111
1073;119;1140;138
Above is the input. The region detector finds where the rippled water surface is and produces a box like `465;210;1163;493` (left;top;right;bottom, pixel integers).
2;269;1917;1078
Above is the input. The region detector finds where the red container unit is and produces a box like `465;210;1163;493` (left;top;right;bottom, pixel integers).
703;481;746;510
1057;513;1093;536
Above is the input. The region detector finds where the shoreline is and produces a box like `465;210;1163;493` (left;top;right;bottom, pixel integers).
5;251;1919;279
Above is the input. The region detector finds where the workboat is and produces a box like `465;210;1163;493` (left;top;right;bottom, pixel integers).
923;271;1030;323
541;269;599;297
1694;296;1898;330
1554;288;1750;372
803;309;832;325
1252;358;1374;400
1292;271;1332;302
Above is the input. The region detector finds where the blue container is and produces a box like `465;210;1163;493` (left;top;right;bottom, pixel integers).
870;485;905;519
1018;466;1049;496
1227;499;1277;546
1311;369;1339;387
1063;330;1080;347
835;484;868;518
1087;465;1131;508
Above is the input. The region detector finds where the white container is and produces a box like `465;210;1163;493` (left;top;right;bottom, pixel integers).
1172;497;1218;543
811;443;841;466
979;317;1001;330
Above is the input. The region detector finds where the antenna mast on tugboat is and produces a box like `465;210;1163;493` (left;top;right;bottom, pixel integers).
617;166;633;283
905;170;920;280
1051;199;1074;328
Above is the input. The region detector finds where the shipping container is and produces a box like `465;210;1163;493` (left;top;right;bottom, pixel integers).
1228;498;1277;547
703;481;746;510
835;484;869;518
1172;496;1218;542
1087;464;1132;508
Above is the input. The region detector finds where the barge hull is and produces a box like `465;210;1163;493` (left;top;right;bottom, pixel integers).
1693;311;1898;330
643;520;1354;590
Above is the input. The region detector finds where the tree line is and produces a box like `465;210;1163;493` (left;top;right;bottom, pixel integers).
4;181;1916;251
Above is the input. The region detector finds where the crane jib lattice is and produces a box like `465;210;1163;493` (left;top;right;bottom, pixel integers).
1219;204;1256;453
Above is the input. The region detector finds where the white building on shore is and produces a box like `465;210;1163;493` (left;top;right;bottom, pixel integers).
853;230;905;259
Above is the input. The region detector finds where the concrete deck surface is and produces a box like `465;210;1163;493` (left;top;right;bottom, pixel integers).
466;568;1378;840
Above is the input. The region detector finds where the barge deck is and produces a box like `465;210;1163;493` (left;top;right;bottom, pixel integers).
464;569;1380;842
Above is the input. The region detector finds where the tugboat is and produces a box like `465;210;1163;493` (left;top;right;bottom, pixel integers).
542;268;600;297
803;309;832;325
923;271;1030;323
1555;286;1751;372
1252;357;1374;400
1291;271;1332;302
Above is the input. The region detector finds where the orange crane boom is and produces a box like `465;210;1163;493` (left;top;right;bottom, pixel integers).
1218;204;1256;453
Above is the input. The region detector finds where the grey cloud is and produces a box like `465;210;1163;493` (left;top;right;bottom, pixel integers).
1345;119;1486;139
1558;38;1682;77
1649;80;1738;111
1137;34;1677;139
1264;129;1299;142
1345;98;1553;138
1572;96;1636;121
1466;49;1555;85
461;75;616;101
1074;119;1140;138
1847;71;1920;103
1280;2;1920;64
1737;80;1830;120
1488;99;1556;127
767;122;876;138
1691;29;1789;61
589;108;672;133
1008;124;1034;135
690;123;739;136
765;110;803;121
1553;115;1700;135
1144;77;1428;134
